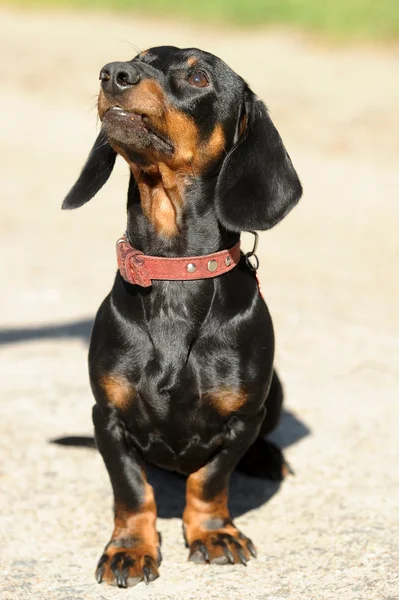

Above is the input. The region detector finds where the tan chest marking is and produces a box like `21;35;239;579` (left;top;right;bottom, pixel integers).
129;165;185;238
203;387;248;416
100;374;136;410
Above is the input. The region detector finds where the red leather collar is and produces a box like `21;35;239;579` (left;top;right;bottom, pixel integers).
116;235;241;287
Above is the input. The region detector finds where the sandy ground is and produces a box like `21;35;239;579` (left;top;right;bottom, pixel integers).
1;7;399;600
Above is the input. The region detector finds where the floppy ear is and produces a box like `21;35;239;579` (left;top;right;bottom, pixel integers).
62;130;117;210
215;89;302;231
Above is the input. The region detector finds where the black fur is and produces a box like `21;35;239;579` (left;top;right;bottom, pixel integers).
63;46;302;585
216;89;302;231
62;131;116;209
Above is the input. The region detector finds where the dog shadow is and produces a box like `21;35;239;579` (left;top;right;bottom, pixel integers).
52;410;310;519
1;318;310;518
148;409;309;518
0;318;93;345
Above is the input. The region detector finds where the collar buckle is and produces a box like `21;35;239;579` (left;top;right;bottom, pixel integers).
244;231;260;271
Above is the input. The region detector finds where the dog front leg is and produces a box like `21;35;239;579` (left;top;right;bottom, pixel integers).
183;410;265;565
92;405;161;588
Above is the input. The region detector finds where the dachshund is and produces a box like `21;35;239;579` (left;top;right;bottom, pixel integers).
63;45;302;588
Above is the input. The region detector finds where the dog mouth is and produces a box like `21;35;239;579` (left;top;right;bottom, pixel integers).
102;106;174;155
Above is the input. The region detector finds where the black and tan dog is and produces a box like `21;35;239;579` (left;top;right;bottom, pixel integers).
63;46;302;588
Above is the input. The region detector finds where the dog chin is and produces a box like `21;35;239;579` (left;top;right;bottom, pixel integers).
101;107;174;158
101;109;153;151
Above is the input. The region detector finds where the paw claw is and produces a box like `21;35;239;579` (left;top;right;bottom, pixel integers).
187;527;255;565
95;566;104;584
116;573;127;588
143;556;158;584
200;542;210;562
219;541;234;564
247;540;257;558
237;548;247;565
189;540;210;563
122;555;134;581
95;553;108;583
95;540;160;587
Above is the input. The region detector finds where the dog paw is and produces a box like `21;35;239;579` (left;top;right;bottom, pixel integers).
188;526;256;565
95;538;161;588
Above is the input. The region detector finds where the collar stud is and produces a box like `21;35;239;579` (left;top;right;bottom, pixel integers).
207;259;218;272
186;263;197;273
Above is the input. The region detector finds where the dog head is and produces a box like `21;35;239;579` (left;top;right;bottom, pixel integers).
63;46;302;233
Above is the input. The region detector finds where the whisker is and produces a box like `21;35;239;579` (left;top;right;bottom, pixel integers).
119;40;142;55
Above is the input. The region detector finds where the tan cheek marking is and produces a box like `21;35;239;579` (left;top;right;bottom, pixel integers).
123;79;165;116
203;387;248;416
164;114;225;173
100;375;136;410
164;108;198;168
98;78;166;121
198;123;225;168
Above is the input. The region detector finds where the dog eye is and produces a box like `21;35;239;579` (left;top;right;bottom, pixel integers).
187;71;209;88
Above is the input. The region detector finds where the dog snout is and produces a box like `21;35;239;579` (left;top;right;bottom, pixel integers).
99;62;141;95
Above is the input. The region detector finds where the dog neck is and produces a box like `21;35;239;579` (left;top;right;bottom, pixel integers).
125;170;239;258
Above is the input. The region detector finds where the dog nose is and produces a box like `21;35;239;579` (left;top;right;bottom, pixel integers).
99;62;141;95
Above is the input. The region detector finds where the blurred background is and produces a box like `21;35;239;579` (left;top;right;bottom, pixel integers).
1;2;398;599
